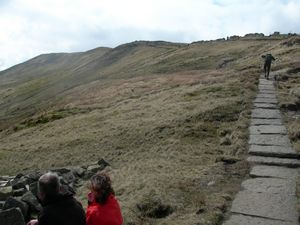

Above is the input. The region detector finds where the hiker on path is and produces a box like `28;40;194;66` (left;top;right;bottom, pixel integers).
262;53;276;79
27;172;86;225
86;172;123;225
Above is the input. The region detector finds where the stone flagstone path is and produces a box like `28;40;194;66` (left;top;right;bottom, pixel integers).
224;77;300;225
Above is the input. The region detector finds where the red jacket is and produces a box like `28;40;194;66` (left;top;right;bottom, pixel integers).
86;194;123;225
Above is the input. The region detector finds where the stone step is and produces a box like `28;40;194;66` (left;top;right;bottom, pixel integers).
258;88;276;93
251;118;282;125
256;94;276;99
253;103;277;109
224;214;296;225
258;84;275;89
249;134;291;146
230;190;298;223
249;125;287;135
249;145;299;158
259;78;274;84
241;177;296;195
251;109;281;119
250;165;298;180
253;97;278;104
247;156;300;168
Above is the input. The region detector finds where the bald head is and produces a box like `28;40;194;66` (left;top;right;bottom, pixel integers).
38;172;60;198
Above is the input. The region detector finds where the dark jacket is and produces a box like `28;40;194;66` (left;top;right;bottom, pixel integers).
38;191;86;225
264;54;275;64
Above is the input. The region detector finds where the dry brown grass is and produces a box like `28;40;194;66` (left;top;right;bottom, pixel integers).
1;37;299;224
0;68;257;224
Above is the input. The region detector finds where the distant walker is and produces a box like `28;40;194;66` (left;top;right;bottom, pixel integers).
261;53;276;79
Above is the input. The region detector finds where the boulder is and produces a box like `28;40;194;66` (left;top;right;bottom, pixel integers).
0;180;8;187
12;188;27;197
3;197;29;221
21;191;42;213
0;201;4;209
87;165;103;174
51;168;71;175
25;172;42;185
61;171;76;184
0;186;13;201
0;208;25;225
98;158;110;168
29;182;38;196
10;176;27;190
216;156;240;164
83;170;95;179
72;167;86;178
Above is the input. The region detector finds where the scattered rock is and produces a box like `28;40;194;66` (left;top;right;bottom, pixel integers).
214;202;226;212
196;206;205;214
10;176;27;190
216;156;240;164
61;171;76;184
87;164;104;174
0;208;25;225
221;194;232;201
51;168;71;175
0;186;13;201
218;128;232;137
21;191;42;213
72;167;86;178
287;67;300;74
0;201;4;209
13;188;27;197
279;102;299;111
220;136;232;145
274;74;288;81
207;181;215;187
3;197;29;221
25;172;42;185
98;158;110;168
29;182;38;196
0;180;8;187
15;173;25;179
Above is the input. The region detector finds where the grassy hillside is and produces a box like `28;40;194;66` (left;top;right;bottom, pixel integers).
0;36;299;225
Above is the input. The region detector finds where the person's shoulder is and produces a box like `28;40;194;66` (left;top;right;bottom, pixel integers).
87;202;100;212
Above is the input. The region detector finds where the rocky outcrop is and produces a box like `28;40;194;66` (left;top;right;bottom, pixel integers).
0;158;110;224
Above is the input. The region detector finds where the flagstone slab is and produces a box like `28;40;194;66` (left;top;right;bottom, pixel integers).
224;214;296;225
230;191;298;222
254;98;278;104
249;125;286;135
258;84;275;89
249;134;291;146
250;118;282;125
250;165;298;180
259;76;274;84
258;88;276;93
256;94;276;99
249;145;298;158
253;103;277;109
247;156;300;168
241;178;296;195
251;108;281;119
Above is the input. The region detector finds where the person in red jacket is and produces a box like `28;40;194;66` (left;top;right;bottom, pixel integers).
86;172;123;225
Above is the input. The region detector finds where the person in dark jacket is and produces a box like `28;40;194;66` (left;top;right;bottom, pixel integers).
27;172;86;225
262;53;276;79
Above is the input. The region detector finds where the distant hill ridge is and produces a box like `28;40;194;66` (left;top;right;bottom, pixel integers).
0;34;299;130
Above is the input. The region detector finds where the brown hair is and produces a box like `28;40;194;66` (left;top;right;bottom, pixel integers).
88;172;115;204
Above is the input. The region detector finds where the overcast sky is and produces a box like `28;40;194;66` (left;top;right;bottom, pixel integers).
0;0;299;71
